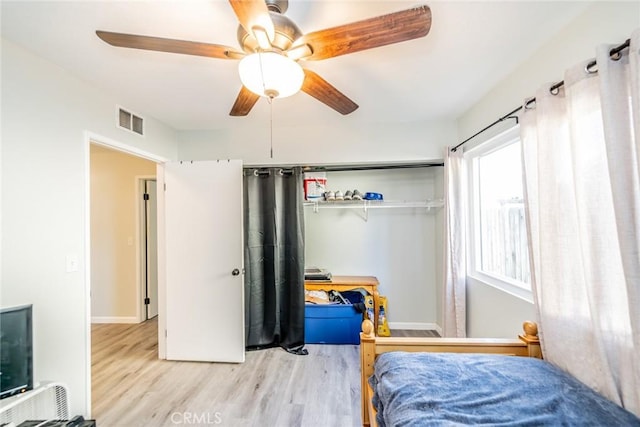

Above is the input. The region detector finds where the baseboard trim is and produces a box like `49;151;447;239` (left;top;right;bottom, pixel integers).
388;322;441;335
91;316;139;324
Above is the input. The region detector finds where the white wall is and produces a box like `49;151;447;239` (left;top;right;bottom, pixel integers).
457;2;639;338
177;120;457;165
304;168;443;330
1;38;178;416
90;146;156;323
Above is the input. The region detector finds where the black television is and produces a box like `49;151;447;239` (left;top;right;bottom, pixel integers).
0;304;34;399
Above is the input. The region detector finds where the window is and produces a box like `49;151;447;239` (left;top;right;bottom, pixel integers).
465;126;531;300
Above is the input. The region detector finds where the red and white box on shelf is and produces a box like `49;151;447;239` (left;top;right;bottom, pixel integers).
303;172;327;201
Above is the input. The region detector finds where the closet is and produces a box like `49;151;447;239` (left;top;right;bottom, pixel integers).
303;165;444;332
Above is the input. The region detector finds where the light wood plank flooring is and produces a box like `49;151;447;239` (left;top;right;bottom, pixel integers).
92;319;361;427
92;320;438;427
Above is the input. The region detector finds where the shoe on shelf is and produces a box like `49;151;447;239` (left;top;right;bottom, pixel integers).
335;190;344;201
364;192;383;200
352;189;363;200
324;190;335;201
344;190;353;200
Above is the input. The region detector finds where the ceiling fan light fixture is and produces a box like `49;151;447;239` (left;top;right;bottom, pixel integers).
239;51;304;99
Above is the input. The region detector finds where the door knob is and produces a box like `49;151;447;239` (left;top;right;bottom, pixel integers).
232;268;240;276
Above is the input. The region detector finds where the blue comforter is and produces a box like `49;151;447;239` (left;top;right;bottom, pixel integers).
370;352;640;426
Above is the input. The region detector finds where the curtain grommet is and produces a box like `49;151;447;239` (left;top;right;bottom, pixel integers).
585;61;598;74
524;98;536;110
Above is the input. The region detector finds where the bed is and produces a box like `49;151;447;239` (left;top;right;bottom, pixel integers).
359;320;640;426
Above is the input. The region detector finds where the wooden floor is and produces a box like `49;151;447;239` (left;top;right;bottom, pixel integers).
91;319;437;427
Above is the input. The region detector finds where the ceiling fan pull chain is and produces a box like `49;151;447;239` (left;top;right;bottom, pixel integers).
269;96;274;159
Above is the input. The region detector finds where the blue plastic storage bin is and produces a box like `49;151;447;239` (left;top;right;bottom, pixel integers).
305;303;362;344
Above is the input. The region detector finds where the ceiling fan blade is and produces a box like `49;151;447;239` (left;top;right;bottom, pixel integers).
229;86;261;116
301;69;358;115
228;0;275;47
96;31;244;59
292;5;431;61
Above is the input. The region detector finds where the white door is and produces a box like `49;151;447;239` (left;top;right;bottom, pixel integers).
144;179;159;319
164;160;244;363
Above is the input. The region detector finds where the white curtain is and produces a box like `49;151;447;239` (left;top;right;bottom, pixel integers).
443;147;466;338
521;29;640;415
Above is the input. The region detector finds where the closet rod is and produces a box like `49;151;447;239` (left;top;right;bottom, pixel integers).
451;37;631;153
305;163;443;172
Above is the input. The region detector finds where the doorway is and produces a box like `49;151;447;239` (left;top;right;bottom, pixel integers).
89;144;158;323
86;134;168;415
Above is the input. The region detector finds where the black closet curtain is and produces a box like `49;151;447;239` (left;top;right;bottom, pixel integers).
243;167;306;354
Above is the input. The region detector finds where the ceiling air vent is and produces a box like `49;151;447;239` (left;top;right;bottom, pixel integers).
117;106;144;136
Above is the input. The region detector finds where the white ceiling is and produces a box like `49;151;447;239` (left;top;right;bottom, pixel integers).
1;1;592;131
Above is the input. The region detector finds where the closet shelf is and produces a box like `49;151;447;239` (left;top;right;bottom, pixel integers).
304;199;444;215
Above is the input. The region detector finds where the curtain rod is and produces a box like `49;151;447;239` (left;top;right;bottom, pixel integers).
451;37;631;153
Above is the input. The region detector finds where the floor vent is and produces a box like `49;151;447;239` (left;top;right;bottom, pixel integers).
117;106;144;136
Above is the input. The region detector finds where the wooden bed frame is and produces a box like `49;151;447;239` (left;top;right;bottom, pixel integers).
359;320;542;427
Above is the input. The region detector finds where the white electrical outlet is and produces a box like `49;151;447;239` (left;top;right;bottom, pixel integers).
66;254;79;272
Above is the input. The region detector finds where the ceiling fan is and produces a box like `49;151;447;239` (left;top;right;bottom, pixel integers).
96;0;432;117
